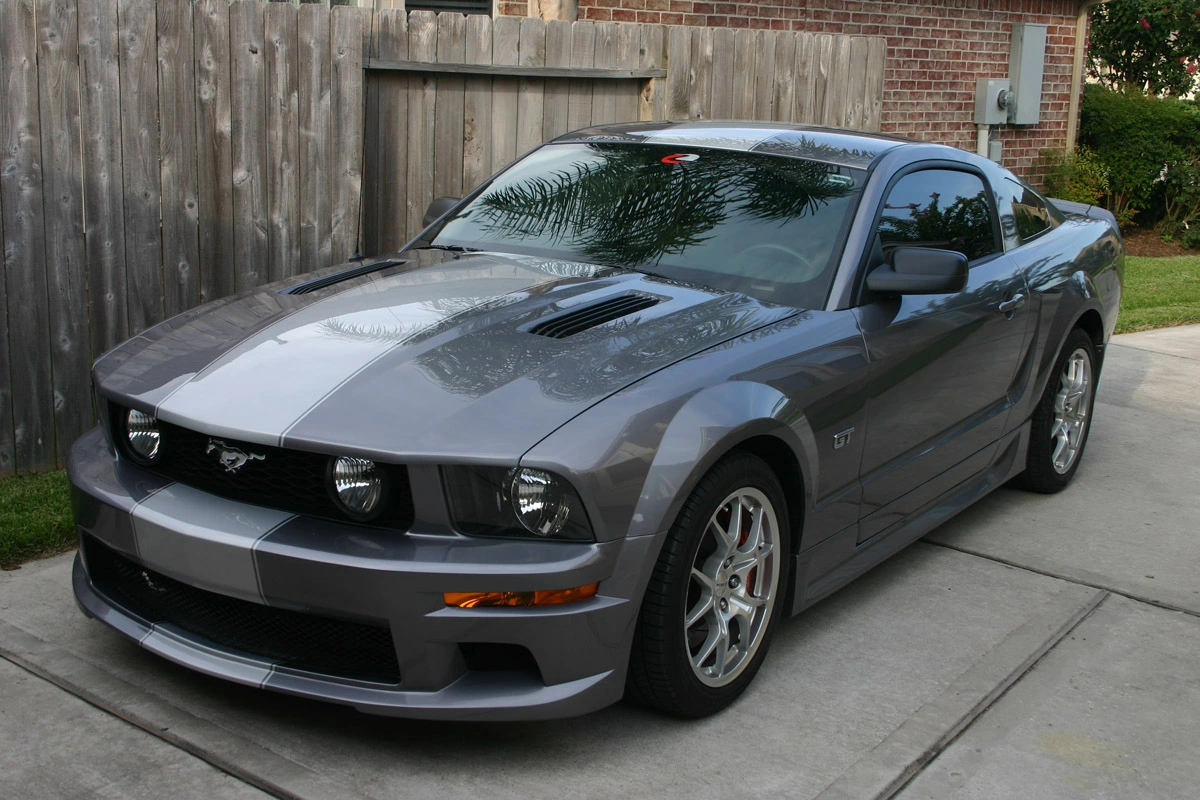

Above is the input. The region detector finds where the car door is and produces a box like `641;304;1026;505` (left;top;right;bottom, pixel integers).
852;166;1032;543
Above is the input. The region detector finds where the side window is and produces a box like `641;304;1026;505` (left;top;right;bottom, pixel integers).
1005;178;1054;243
877;170;999;262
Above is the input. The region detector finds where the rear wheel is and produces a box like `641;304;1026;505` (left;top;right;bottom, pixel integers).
627;452;790;717
1013;328;1097;493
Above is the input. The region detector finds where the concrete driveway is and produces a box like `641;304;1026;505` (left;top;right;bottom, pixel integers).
2;325;1197;800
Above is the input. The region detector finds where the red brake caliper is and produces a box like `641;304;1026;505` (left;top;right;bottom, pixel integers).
737;505;758;596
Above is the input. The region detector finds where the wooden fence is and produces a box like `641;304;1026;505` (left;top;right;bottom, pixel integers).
361;11;886;252
0;0;884;475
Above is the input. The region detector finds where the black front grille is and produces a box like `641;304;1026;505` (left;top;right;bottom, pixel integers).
116;410;413;530
83;535;401;684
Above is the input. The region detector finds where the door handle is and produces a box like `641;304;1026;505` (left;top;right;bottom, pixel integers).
998;293;1026;314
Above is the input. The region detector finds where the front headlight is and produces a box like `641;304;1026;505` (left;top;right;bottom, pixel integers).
329;456;387;520
124;408;161;463
443;465;593;541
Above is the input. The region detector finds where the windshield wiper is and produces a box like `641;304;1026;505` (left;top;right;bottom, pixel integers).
415;243;481;253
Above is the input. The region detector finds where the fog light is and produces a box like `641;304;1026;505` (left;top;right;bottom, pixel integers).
125;409;161;463
330;456;384;519
444;583;599;608
510;468;570;536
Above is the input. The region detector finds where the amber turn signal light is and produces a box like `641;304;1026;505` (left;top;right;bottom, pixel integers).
444;583;599;608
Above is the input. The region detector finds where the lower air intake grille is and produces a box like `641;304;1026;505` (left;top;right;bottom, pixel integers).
83;535;401;684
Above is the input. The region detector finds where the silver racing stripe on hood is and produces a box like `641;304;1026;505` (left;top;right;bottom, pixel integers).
154;255;591;445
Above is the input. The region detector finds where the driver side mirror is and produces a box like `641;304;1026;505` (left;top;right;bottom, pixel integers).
423;196;461;227
866;246;968;295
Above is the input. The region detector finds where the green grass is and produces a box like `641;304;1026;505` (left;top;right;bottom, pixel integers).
0;471;74;570
1117;255;1200;334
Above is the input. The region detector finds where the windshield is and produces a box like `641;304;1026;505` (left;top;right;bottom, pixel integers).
424;143;864;309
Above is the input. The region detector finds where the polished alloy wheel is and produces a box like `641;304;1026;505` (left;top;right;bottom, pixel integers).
1050;346;1093;474
684;487;780;687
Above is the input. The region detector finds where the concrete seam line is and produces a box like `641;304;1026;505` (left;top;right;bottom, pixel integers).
0;619;378;800
812;584;1108;800
1106;341;1198;362
925;540;1200;619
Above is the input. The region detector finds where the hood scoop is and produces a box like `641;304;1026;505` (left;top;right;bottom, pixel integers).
528;293;660;339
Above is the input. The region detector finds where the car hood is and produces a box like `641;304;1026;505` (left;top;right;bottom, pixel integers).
95;251;796;461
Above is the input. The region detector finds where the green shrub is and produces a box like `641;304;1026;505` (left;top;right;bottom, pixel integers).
1079;85;1200;226
1036;146;1110;206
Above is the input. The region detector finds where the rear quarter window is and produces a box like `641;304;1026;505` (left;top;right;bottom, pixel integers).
1004;178;1057;244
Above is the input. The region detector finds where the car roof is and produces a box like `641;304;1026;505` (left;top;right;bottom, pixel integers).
549;121;925;170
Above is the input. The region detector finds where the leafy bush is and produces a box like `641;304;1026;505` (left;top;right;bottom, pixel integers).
1078;86;1200;229
1036;146;1110;206
1089;0;1200;97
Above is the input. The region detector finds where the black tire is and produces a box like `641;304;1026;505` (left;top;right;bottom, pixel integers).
1012;328;1098;493
626;452;791;718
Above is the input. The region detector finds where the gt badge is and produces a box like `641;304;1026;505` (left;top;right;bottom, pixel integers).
661;153;700;164
833;428;855;450
206;439;266;473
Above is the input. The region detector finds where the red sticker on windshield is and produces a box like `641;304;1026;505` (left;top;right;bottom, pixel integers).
661;153;700;164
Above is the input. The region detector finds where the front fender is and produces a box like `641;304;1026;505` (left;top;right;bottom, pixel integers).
522;379;814;545
627;381;815;542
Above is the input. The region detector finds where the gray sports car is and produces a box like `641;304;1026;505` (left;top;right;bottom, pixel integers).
69;122;1122;721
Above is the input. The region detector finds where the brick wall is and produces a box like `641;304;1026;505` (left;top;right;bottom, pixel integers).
521;0;1083;179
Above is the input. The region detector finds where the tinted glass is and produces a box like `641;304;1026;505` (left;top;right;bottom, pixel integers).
877;169;998;262
1005;178;1054;243
427;143;864;309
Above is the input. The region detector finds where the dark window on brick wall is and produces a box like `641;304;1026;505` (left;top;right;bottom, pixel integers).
407;1;492;15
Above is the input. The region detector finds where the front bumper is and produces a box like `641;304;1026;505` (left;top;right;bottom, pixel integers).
68;426;655;721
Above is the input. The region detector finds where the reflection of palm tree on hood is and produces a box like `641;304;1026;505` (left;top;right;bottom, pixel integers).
470;145;854;268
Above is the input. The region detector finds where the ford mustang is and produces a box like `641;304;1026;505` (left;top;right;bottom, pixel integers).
69;122;1122;720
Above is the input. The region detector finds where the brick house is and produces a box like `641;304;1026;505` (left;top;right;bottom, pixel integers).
466;0;1104;178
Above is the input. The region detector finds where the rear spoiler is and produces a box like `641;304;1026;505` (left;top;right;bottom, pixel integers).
1048;198;1122;238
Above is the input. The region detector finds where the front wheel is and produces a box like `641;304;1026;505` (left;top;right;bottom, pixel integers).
626;452;790;718
1013;328;1098;493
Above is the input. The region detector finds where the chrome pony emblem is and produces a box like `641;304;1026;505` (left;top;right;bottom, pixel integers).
206;439;266;473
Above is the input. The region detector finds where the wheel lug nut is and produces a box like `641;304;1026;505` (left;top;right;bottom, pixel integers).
729;576;739;588
720;599;729;611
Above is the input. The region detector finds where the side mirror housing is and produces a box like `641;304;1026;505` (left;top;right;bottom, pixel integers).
423;196;461;227
866;246;969;295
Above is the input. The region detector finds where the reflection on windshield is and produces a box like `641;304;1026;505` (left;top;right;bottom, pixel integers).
428;143;862;309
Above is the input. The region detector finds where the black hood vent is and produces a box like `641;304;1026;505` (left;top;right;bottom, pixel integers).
529;293;660;339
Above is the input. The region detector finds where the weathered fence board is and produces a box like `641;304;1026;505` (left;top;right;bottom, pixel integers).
266;2;300;282
516;17;546;156
0;3;885;475
158;0;201;317
329;5;367;263
229;0;267;291
405;10;436;237
1;0;53;472
491;16;520;173
364;8;409;254
434;12;467;200
118;0;164;333
543;19;572;140
297;3;332;271
79;0;128;358
37;0;90;465
462;15;492;195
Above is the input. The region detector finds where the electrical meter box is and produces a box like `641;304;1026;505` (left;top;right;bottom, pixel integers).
974;78;1011;126
1008;23;1047;125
